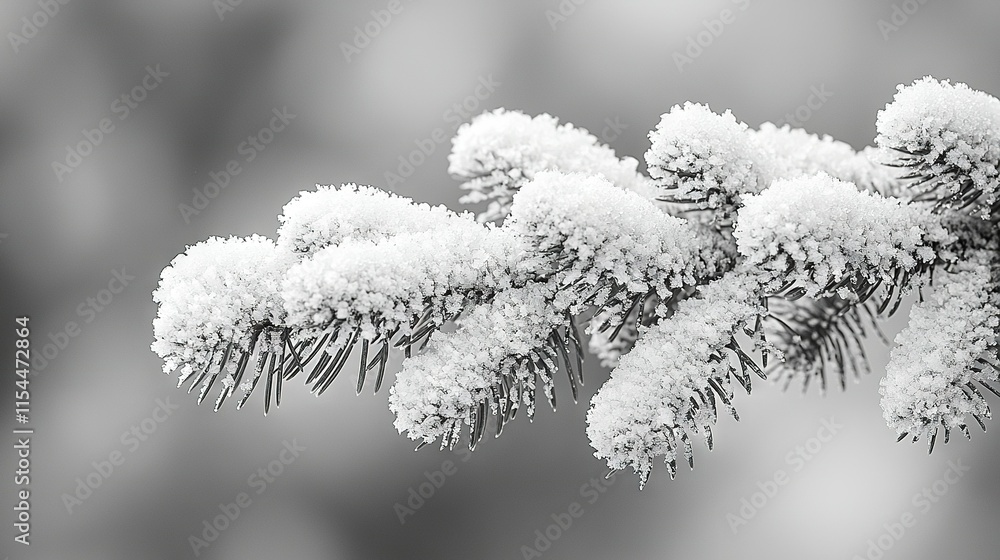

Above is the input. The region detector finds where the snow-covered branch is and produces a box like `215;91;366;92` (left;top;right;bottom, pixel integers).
152;75;1000;487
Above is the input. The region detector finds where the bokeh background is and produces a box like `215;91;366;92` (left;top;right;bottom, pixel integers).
2;1;999;559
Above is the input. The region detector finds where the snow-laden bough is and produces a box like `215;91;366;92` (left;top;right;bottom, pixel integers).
880;252;1000;450
389;282;564;448
391;170;717;449
450;108;657;222
587;272;766;487
277;183;464;255
646;102;776;225
735;173;950;299
876;76;1000;216
752;123;901;197
150;76;1000;489
151;235;296;411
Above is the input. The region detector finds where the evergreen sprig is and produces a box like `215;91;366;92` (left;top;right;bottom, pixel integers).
152;76;1000;487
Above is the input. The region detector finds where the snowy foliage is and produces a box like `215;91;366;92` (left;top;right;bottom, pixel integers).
588;294;659;369
151;235;293;384
734;173;949;295
880;253;1000;447
587;272;765;487
389;282;563;445
282;217;524;341
390;170;718;447
763;294;885;395
449;109;655;222
646;102;774;224
876;77;1000;216
506;170;718;308
277;183;462;254
753;123;901;196
152;75;1000;487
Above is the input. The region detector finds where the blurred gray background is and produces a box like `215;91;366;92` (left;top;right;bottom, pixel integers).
2;1;999;559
